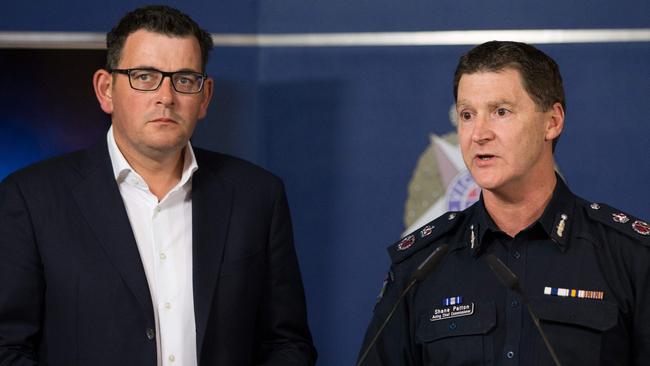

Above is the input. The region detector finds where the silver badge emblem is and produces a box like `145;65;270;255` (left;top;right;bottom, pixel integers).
470;225;476;249
612;213;630;224
420;225;435;238
556;214;568;238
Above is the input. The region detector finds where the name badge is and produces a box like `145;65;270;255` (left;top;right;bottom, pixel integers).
430;303;474;321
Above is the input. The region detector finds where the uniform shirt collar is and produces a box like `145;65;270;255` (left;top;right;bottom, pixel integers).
106;125;199;192
469;198;498;255
536;175;576;250
470;174;576;256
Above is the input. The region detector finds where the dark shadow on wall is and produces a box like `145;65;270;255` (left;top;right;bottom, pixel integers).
0;49;110;179
192;78;262;161
260;80;344;363
191;48;263;165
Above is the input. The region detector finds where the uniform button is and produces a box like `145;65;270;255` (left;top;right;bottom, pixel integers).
168;354;175;362
155;206;161;213
145;328;155;340
511;299;519;308
164;302;171;309
160;252;167;260
513;251;521;259
506;351;515;359
449;322;457;330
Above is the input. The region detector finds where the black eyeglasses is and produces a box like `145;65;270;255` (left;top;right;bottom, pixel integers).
110;68;207;94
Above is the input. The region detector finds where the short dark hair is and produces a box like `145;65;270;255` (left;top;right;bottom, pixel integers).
453;41;565;150
106;5;213;71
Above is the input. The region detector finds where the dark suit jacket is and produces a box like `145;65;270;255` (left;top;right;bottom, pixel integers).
0;140;316;366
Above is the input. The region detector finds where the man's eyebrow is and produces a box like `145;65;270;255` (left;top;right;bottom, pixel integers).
127;65;158;70
128;66;202;73
456;100;471;109
456;99;515;108
488;99;515;108
173;68;203;73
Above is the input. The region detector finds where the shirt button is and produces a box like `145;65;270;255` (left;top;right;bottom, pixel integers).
168;354;175;362
506;351;515;359
164;302;171;309
449;322;457;330
145;328;155;340
513;251;521;259
511;299;519;308
155;206;161;213
160;252;167;260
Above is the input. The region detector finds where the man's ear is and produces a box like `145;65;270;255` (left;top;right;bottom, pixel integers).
197;77;214;120
93;69;114;114
545;102;564;141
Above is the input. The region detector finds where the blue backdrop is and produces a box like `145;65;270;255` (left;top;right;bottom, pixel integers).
1;1;649;365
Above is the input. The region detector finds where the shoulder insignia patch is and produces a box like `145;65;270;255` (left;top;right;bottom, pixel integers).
388;211;463;264
584;202;650;245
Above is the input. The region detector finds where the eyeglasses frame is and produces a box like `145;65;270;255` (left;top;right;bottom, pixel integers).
109;68;208;94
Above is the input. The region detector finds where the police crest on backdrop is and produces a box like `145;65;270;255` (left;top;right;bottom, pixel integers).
403;105;480;236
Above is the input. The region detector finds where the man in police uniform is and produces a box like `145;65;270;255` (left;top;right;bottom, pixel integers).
358;41;650;365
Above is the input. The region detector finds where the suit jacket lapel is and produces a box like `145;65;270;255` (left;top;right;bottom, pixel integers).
191;159;233;359
71;143;233;358
71;142;154;322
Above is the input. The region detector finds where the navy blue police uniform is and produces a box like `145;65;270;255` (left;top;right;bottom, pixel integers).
359;177;650;365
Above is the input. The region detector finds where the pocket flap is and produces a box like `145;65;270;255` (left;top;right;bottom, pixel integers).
416;301;496;343
530;296;618;331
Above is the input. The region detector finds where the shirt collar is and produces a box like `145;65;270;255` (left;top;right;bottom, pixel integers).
106;125;199;191
536;175;576;250
467;197;499;256
469;174;576;256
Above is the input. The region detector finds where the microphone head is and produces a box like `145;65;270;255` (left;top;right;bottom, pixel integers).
411;244;449;282
485;254;519;290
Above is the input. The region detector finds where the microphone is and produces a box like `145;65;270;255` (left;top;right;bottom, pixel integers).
357;244;449;366
485;254;562;366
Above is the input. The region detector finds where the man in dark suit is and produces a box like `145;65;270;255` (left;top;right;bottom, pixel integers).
0;5;316;366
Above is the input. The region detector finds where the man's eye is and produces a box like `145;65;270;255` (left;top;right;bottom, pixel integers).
175;74;198;85
132;72;153;81
460;111;472;121
496;108;509;117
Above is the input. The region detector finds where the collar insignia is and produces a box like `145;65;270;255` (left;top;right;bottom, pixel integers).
556;214;568;238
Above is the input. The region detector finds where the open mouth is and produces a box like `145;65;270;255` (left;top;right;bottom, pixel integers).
477;154;495;161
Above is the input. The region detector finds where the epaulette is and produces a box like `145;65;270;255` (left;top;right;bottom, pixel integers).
583;202;650;245
388;211;464;264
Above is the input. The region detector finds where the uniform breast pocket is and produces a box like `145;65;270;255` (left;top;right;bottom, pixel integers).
416;301;496;365
530;296;618;365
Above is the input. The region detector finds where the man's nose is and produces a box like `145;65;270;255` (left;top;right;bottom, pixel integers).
471;114;494;144
156;76;176;105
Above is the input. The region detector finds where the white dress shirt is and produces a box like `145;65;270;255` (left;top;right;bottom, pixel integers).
107;126;198;366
